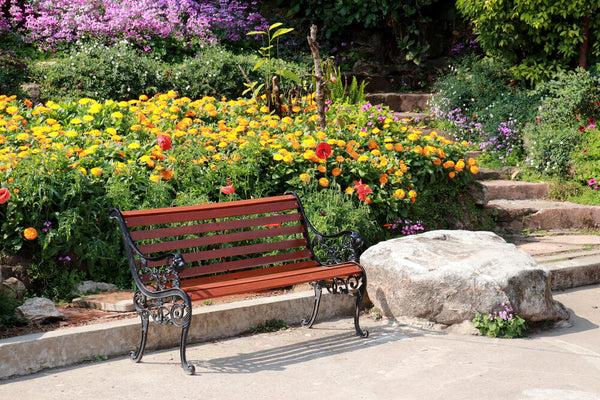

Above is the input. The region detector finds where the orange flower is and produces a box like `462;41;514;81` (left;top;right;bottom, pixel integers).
379;174;388;185
300;173;310;183
393;189;405;199
24;227;38;240
90;167;103;176
470;166;479;174
319;177;329;187
317;165;327;173
332;167;342;176
160;169;174;180
443;160;455;169
449;171;456;178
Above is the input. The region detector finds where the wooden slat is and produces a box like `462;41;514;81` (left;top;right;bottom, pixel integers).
122;196;299;227
184;263;363;301
130;212;303;241
137;224;306;255
177;249;315;277
178;238;309;263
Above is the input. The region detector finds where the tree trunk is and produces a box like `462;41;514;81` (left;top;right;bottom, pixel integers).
307;25;326;130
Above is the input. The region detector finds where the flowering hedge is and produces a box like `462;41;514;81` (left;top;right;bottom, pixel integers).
0;0;268;51
0;92;478;298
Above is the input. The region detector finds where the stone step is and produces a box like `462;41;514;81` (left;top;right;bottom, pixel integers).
366;92;432;112
489;199;600;232
480;180;550;200
513;234;600;290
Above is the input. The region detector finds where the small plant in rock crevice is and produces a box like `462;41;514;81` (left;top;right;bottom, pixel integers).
250;318;290;333
473;303;527;338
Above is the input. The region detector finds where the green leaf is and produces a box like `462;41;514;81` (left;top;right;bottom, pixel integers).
246;31;266;36
269;22;283;31
275;69;301;83
252;59;265;71
271;28;294;40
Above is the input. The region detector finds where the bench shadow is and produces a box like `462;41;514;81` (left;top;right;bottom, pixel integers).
190;322;413;374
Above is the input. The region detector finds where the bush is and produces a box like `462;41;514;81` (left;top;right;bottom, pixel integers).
0;290;23;331
430;55;538;164
0;53;28;97
0;92;480;300
523;68;600;176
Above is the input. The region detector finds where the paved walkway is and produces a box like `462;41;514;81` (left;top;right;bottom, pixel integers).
1;284;599;400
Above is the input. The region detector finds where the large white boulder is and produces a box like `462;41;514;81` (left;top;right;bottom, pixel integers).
360;230;569;325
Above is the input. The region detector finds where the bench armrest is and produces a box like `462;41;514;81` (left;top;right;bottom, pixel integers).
109;208;186;295
286;191;364;265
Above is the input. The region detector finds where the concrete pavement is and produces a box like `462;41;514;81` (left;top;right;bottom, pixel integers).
1;284;599;400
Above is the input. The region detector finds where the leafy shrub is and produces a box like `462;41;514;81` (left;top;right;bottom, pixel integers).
0;92;480;300
0;290;23;331
523;68;600;176
430;55;537;164
0;53;28;96
29;41;166;102
250;319;289;333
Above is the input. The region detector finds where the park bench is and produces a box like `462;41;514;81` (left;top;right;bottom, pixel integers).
109;191;368;375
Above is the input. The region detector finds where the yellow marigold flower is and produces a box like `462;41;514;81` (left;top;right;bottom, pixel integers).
106;127;117;135
89;103;102;114
283;154;294;163
470;165;479;174
300;173;310;183
413;145;423;154
130;124;142;131
83;115;94;122
273;154;284;161
455;159;465;171
319;177;329;187
385;143;394;151
408;133;418;141
24;227;37;240
260;105;269;113
461;141;469;146
90;167;103;176
16;133;29;141
371;149;381;156
18;150;29;158
46;118;58;125
282;116;293;124
332;167;342;176
111;111;124;119
467;157;477;166
408;190;417;198
79;167;87;175
150;175;161;182
393;189;406;199
357;155;369;162
5;106;18;115
345;187;354;195
372;128;380;134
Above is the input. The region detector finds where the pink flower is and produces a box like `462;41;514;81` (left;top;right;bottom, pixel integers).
583;149;589;154
589;178;597;186
315;142;332;160
220;183;235;195
157;135;172;150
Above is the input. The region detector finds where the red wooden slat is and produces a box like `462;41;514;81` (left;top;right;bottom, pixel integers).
179;238;308;263
184;263;363;301
129;212;303;241
122;196;299;227
178;249;315;277
136;224;305;255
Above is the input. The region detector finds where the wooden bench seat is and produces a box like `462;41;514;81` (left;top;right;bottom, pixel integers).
110;191;368;375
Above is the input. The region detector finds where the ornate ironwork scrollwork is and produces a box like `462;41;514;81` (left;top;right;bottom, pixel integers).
323;274;364;295
132;290;190;328
311;233;358;265
134;253;184;292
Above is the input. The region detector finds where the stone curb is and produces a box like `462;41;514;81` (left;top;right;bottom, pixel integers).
0;290;355;380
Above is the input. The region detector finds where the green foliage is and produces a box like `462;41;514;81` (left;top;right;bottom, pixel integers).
430;55;537;163
275;0;452;65
250;319;290;333
324;61;367;104
29;41;166;103
0;54;28;97
456;0;600;85
0;290;23;331
523;68;600;175
473;304;527;338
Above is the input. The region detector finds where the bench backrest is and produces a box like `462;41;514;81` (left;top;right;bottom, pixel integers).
114;194;320;282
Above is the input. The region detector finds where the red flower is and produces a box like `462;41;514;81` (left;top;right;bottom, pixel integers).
0;187;10;204
353;179;372;201
157;135;172;150
220;183;235;195
315;142;332;160
579;126;586;132
589;118;596;124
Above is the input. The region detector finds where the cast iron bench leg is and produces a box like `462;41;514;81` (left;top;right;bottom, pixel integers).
131;293;149;363
354;281;369;338
180;324;195;375
301;281;323;328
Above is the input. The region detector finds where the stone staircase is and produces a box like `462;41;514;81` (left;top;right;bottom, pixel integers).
477;171;600;290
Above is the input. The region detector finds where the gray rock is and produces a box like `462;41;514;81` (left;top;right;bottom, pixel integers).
15;297;64;323
360;230;569;326
0;277;26;300
73;280;117;296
